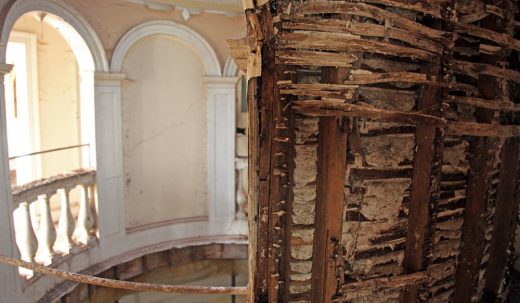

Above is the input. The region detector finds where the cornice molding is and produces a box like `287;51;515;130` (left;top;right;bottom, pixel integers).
124;0;244;15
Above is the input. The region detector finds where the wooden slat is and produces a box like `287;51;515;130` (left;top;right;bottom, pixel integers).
445;121;520;137
292;99;446;127
280;15;444;54
279;82;358;99
277;31;437;61
351;0;446;18
311;67;348;303
339;271;429;294
292;99;520;138
445;95;520;112
454;22;520;52
276;49;358;67
343;72;476;92
292;2;448;44
453;60;520;81
482;139;520;300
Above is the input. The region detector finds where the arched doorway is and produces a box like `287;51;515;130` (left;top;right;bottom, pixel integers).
0;0;108;271
5;12;97;185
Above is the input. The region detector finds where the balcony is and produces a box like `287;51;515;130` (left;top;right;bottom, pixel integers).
11;169;97;278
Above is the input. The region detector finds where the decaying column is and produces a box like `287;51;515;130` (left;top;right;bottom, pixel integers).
229;0;520;302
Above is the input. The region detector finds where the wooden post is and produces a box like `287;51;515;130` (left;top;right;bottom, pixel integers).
311;67;348;303
483;138;520;301
453;6;507;302
402;18;446;301
248;77;260;303
402;92;444;302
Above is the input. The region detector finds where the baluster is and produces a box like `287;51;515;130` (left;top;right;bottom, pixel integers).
74;184;94;245
235;157;248;218
13;201;37;277
54;188;75;253
35;193;56;265
88;184;98;237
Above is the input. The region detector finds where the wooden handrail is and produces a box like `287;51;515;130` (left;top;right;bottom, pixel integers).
0;254;248;295
9;144;90;161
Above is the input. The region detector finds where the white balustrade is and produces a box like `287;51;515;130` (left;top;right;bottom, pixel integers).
11;170;97;277
13;201;37;277
73;184;95;245
235;157;248;218
55;188;75;253
35;193;56;265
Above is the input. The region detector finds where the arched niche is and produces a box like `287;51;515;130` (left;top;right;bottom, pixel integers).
120;33;210;230
111;20;221;76
112;20;239;235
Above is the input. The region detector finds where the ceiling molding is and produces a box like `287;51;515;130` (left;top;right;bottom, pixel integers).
124;0;243;15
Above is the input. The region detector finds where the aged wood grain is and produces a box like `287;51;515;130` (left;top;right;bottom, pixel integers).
311;67;348;303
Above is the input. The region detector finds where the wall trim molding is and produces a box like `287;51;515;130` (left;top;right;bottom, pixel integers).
111;20;222;76
126;216;209;234
223;55;238;77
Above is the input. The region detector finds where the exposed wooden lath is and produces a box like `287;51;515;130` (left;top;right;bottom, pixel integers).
238;0;520;302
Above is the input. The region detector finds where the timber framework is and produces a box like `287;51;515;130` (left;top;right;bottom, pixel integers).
229;0;520;302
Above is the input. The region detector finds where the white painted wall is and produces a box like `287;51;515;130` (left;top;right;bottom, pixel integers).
122;34;209;230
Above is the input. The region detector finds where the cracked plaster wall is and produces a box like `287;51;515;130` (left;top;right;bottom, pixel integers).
122;34;208;229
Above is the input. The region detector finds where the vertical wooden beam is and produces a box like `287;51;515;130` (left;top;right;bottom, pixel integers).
453;6;506;302
402;16;446;301
255;7;275;299
281;71;297;303
453;136;495;303
482;4;518;301
311;67;348;303
266;59;292;303
249;3;294;301
247;77;260;303
252;6;293;303
483;138;520;301
402;88;444;302
452;66;499;303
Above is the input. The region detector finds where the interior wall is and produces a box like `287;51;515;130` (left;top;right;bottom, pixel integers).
62;0;246;67
122;34;208;229
11;14;81;178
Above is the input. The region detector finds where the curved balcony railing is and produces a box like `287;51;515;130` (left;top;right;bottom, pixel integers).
11;169;97;278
